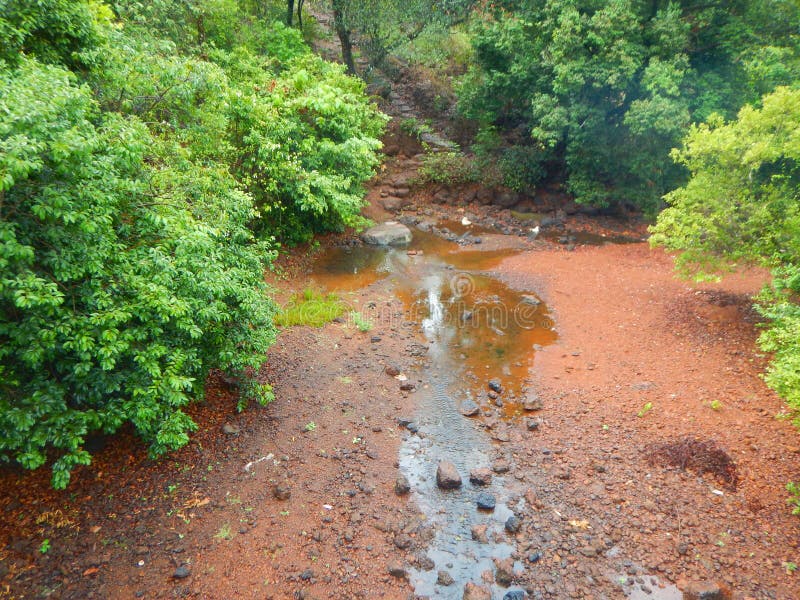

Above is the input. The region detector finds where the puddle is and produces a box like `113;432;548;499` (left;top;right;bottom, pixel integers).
308;227;558;595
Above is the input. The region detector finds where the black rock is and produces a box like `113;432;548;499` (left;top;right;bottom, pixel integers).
527;552;542;563
476;492;496;510
505;515;522;534
504;590;527;600
460;399;480;417
406;422;419;433
488;379;503;393
173;565;190;579
299;569;313;581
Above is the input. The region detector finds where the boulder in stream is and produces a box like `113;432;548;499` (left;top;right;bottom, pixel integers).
361;221;412;246
436;461;462;489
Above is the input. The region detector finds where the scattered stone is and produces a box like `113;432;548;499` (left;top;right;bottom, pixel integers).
361;222;412;246
527;552;542;563
460;399;480;417
677;542;689;556
492;459;511;473
471;524;489;543
395;474;411;496
437;570;455;586
436;461;462;489
273;484;291;501
554;467;572;480
463;582;492;600
504;591;526;600
683;581;726;600
525;418;540;431
299;568;313;581
385;365;401;377
397;417;413;428
394;533;413;550
400;382;416;392
476;492;496;510
406;422;419;434
469;468;492;486
416;553;436;571
380;196;407;212
370;335;382;343
505;515;522;534
488;379;503;393
523;395;543;411
221;423;239;435
172;565;190;579
387;562;407;579
494;557;516;587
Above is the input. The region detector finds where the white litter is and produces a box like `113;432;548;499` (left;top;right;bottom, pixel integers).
244;453;274;472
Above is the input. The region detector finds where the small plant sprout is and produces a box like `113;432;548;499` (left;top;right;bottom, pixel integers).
786;482;800;515
349;311;373;332
784;561;798;574
709;399;723;411
637;402;653;418
214;523;232;541
39;539;50;554
304;421;317;432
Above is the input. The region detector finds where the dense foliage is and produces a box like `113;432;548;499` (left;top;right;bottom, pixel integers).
457;0;800;210
0;0;385;486
651;87;800;419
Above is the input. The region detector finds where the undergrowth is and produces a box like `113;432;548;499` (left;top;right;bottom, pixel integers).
276;289;348;328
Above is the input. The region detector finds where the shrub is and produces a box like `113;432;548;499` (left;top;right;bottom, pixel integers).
0;59;277;488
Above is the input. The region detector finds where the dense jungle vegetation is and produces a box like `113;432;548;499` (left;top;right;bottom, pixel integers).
1;0;799;486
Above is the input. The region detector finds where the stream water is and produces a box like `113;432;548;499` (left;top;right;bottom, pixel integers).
311;228;555;597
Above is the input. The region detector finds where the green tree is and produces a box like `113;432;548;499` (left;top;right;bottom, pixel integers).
651;86;800;417
457;0;800;210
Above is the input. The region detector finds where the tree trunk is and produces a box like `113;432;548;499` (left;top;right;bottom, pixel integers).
297;0;305;29
332;1;356;75
286;0;295;26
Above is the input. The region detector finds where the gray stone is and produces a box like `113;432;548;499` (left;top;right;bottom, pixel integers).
437;570;455;586
460;399;480;417
387;562;407;579
488;378;503;393
436;461;462;489
523;394;543;411
272;484;291;501
476;492;496;510
505;515;522;534
395;474;411;496
362;221;412;246
172;565;190;579
381;196;408;212
504;591;526;600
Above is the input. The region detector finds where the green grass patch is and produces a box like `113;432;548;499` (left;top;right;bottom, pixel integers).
276;289;347;328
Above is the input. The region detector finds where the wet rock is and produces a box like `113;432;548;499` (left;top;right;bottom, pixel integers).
488;378;503;393
471;524;489;543
493;191;520;208
437;570;455;586
273;484;291;501
172;565;190;579
393;187;411;198
463;582;492;600
381;196;409;212
522;395;543;411
683;581;726;600
494;557;516;587
492;459;511;473
397;417;414;428
221;423;240;435
387;562;407;579
416;553;436;571
505;515;522;534
395;474;411;496
394;533;413;550
504;591;526;600
436;461;462;489
469;468;492;486
460;399;480;417
361;222;412;246
476;492;496;510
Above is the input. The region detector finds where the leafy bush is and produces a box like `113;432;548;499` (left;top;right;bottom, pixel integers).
652;87;800;425
417;151;477;186
0;58;277;488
